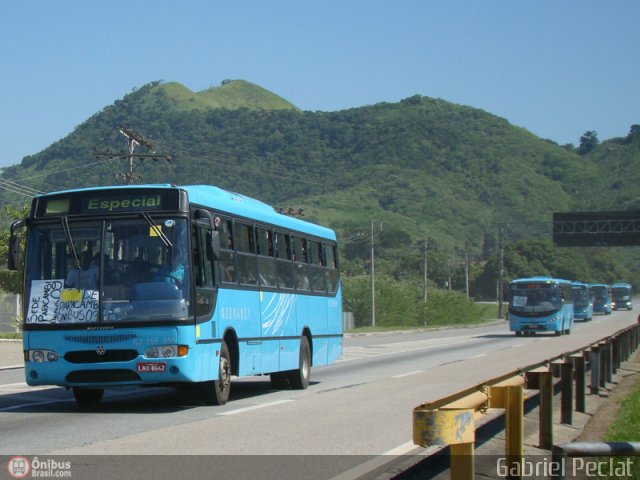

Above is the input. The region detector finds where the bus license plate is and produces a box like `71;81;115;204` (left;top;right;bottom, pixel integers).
137;362;166;373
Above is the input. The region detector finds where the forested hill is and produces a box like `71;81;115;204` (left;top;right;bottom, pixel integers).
1;79;639;269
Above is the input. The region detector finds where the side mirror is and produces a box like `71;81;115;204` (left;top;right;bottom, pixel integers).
8;219;25;271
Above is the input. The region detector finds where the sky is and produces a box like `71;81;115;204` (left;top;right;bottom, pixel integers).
0;0;638;168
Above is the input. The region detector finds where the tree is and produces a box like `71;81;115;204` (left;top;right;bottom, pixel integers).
0;205;29;294
577;131;599;155
626;124;640;144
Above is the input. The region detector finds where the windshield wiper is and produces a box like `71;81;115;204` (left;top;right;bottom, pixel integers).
141;212;173;248
61;216;80;270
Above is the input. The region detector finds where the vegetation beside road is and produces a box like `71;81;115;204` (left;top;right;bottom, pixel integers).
602;377;640;479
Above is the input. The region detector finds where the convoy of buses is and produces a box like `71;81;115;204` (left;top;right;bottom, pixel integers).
507;277;632;336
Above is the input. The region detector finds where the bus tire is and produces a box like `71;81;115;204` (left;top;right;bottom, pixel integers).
289;336;311;389
272;336;311;390
515;331;523;337
73;387;104;408
201;341;232;405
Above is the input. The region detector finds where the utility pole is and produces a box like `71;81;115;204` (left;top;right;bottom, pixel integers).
498;224;505;319
93;127;171;184
370;219;375;327
465;250;470;299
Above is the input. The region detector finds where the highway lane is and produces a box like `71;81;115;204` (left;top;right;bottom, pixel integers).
0;310;636;467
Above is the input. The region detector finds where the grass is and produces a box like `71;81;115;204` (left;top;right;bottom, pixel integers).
347;301;501;333
0;332;21;339
600;377;640;479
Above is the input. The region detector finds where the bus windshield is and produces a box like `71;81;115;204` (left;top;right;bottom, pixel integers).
509;283;561;314
572;286;590;308
591;285;609;302
611;286;631;301
25;216;193;325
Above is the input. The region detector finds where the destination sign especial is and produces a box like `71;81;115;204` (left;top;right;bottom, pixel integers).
84;195;162;213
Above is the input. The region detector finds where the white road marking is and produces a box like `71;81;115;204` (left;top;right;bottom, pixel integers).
392;370;423;379
217;399;294;416
338;336;476;362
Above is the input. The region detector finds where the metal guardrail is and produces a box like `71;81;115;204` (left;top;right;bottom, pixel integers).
413;322;640;479
551;442;640;480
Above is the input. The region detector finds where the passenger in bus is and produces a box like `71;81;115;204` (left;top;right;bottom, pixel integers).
129;255;152;284
154;246;186;286
66;251;99;290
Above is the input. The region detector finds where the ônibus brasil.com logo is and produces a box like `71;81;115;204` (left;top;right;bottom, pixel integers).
6;457;30;478
6;456;72;478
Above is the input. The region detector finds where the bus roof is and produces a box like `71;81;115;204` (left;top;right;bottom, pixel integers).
610;283;632;288
509;276;572;285
39;184;336;241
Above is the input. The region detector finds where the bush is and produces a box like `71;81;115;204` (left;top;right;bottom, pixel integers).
342;274;482;328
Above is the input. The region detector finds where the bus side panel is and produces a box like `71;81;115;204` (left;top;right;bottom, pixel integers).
217;289;261;376
297;295;328;367
260;291;296;373
327;288;343;364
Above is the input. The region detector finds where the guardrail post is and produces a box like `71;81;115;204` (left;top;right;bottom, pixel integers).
561;360;573;425
572;354;586;413
489;377;525;471
450;443;474;479
623;329;631;360
590;345;600;395
526;368;553;449
612;336;619;374
605;341;613;384
599;343;607;389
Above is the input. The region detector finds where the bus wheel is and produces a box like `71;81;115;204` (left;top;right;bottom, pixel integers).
201;341;232;405
515;331;523;337
272;336;311;390
73;387;104;408
289;336;311;389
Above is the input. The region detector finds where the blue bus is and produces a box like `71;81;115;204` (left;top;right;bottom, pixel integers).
8;184;342;407
611;282;633;310
571;281;593;322
507;277;574;336
589;283;612;315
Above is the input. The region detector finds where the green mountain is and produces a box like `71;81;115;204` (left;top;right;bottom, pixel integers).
1;80;639;295
149;80;298;112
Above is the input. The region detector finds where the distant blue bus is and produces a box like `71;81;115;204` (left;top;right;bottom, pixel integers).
611;283;633;310
9;184;342;407
507;277;574;336
571;281;593;322
589;283;612;315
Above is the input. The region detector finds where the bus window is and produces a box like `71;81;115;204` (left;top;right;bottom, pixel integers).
193;217;216;318
235;223;256;285
216;217;236;284
256;227;276;288
275;231;293;289
308;240;325;292
292;236;309;291
324;243;339;293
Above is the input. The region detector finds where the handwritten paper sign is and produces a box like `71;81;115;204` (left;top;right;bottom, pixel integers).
28;279;99;324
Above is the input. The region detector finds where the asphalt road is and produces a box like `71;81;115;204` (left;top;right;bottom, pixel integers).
0;309;637;479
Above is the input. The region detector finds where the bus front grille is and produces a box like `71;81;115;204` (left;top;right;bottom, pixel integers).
66;369;141;383
64;350;139;363
64;333;139;344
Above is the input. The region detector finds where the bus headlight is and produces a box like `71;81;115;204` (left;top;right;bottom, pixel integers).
144;345;188;359
27;350;59;362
